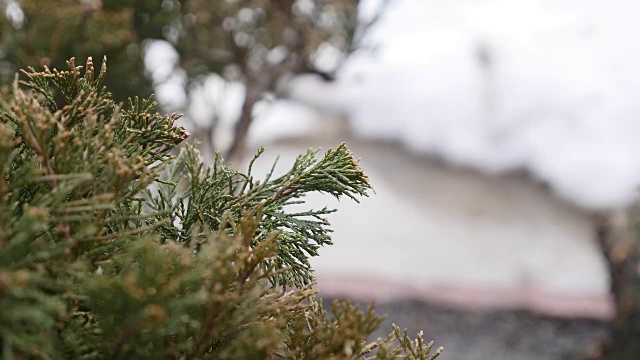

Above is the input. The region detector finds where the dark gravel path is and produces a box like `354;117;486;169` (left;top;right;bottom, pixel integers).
327;298;609;360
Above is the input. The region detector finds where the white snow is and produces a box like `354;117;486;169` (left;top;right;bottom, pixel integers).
283;0;640;210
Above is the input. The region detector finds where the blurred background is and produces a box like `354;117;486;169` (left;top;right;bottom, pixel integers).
4;0;640;358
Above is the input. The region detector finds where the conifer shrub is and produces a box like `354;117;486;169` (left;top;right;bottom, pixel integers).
0;57;443;359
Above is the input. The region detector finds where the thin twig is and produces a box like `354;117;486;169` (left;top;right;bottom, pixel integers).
109;319;145;360
25;118;73;240
184;304;222;360
80;218;170;242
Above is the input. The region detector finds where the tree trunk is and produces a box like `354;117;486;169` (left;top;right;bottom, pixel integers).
589;210;640;359
225;83;263;166
225;57;306;166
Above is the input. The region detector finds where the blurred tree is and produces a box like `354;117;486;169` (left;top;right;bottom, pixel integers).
165;0;379;163
0;0;382;163
588;211;640;360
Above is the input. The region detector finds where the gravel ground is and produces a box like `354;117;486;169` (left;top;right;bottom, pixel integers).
326;298;609;360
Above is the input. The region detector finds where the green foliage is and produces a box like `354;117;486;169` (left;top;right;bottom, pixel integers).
0;58;442;359
165;0;364;79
